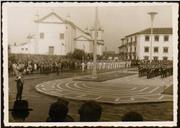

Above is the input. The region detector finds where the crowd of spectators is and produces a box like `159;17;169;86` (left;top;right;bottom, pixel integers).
10;99;143;122
8;54;131;76
8;53;82;75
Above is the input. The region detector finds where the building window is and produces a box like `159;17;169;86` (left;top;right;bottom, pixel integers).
144;56;149;60
163;57;168;60
60;33;64;40
153;56;158;61
164;35;169;41
154;35;159;42
163;47;168;53
40;33;44;39
145;35;150;41
144;47;149;53
154;47;159;53
21;48;24;51
49;46;54;55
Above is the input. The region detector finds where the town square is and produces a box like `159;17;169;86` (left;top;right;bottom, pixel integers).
2;2;178;127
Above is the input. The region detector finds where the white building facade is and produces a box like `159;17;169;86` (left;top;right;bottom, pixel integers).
10;39;36;54
10;12;104;56
118;28;173;61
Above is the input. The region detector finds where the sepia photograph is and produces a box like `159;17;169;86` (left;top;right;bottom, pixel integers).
2;2;178;127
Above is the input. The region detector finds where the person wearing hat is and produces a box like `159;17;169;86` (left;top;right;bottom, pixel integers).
15;73;24;101
78;100;102;122
9;100;32;122
121;111;143;121
46;98;74;122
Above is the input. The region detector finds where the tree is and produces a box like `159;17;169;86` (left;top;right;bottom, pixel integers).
72;49;86;60
66;52;73;58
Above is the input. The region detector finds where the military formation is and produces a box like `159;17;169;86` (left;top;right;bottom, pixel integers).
81;61;131;72
9;54;173;80
10;60;132;75
138;60;173;79
9;54;133;76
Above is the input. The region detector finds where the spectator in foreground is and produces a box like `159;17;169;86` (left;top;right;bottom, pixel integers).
9;100;32;122
79;100;102;122
46;98;73;122
122;111;143;121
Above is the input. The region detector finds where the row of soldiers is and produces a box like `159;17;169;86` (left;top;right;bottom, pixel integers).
81;61;131;72
138;61;173;79
38;61;131;73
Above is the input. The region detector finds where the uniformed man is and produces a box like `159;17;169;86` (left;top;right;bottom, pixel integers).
15;73;24;101
87;61;91;71
102;61;106;70
99;62;102;70
81;62;85;72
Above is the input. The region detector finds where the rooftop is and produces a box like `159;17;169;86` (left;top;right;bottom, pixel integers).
126;27;172;37
119;27;173;48
35;12;91;37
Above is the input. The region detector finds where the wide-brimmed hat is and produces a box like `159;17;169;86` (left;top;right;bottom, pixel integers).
9;100;33;111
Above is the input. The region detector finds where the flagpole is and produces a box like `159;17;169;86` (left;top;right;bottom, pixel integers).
92;7;98;78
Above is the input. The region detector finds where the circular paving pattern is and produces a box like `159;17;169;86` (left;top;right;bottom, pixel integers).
35;79;173;104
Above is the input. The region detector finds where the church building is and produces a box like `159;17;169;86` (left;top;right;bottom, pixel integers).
10;12;104;55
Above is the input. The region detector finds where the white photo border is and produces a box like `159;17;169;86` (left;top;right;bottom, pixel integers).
2;2;179;127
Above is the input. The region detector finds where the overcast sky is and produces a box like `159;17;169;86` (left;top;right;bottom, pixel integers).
6;3;173;53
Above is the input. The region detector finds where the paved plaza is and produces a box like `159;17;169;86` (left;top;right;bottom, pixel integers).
8;69;173;122
35;73;173;104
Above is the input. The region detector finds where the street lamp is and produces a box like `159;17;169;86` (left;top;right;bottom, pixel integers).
148;12;158;62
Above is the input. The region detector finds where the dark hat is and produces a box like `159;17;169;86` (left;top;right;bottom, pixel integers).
57;98;69;106
9;100;33;111
9;100;33;120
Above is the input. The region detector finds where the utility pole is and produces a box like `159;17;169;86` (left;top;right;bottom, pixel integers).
35;12;39;54
92;7;98;78
148;12;158;62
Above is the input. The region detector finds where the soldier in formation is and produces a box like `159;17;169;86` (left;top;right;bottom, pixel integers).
138;60;173;79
